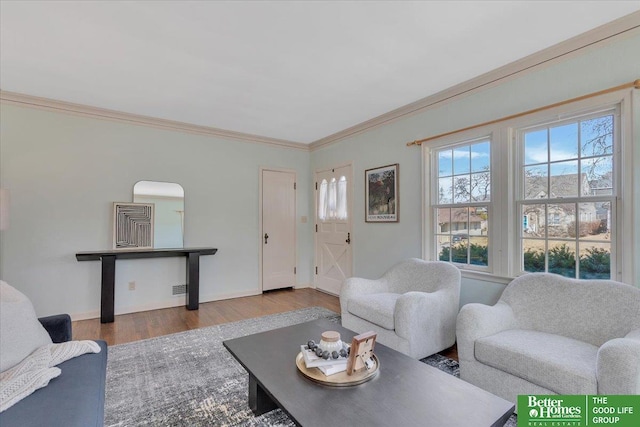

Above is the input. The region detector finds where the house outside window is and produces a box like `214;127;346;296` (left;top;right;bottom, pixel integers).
433;139;490;269
518;111;616;279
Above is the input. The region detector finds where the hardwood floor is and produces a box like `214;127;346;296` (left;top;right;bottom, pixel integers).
72;287;458;360
72;288;340;345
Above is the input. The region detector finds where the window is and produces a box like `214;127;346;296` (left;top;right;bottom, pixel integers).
434;139;490;269
518;112;615;279
424;92;632;283
318;176;348;221
337;176;348;220
318;179;328;220
328;178;337;218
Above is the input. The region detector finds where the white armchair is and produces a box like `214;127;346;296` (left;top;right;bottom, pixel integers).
340;259;461;359
457;273;640;407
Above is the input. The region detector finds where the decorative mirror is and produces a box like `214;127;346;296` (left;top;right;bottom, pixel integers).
133;181;184;249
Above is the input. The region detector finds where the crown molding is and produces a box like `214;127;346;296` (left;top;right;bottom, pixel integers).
309;11;640;151
2;11;638;153
0;91;310;151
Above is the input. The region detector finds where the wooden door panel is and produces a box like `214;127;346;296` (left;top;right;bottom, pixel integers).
315;164;352;295
334;223;349;233
320;245;347;279
262;170;296;291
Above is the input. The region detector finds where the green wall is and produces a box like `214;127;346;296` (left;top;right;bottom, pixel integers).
312;31;640;300
0;106;312;317
1;30;638;319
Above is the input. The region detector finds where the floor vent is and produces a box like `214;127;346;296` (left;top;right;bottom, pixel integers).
172;284;187;295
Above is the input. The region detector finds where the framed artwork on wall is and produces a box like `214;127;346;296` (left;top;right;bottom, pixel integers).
113;202;154;250
365;163;399;222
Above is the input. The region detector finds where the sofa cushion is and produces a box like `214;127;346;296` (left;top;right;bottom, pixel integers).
0;281;52;373
347;293;400;330
0;340;108;427
475;329;598;395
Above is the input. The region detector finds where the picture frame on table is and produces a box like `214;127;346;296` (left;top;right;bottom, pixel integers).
346;331;377;375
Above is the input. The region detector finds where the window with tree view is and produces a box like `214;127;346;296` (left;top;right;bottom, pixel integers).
435;139;490;268
519;112;615;279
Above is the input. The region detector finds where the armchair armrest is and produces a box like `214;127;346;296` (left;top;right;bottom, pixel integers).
597;328;640;394
38;314;72;343
339;277;389;315
395;290;456;342
625;329;640;340
456;302;517;362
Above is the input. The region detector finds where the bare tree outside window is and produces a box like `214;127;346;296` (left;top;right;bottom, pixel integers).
435;140;490;268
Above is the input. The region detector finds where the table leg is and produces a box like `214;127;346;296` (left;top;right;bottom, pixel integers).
186;252;200;310
248;373;278;416
100;255;116;323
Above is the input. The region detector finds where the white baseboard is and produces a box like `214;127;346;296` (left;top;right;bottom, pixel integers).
70;289;262;321
200;289;262;303
294;282;313;289
70;310;102;321
315;287;339;297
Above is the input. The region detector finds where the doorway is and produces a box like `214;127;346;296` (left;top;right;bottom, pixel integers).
261;168;296;291
314;163;353;295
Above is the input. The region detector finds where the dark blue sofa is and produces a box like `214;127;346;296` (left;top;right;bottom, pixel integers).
0;314;108;427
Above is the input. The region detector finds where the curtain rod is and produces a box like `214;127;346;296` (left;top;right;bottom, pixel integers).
406;79;640;147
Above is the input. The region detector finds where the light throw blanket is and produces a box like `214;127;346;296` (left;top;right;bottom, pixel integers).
0;340;101;412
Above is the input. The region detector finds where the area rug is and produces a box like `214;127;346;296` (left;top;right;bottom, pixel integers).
105;307;517;426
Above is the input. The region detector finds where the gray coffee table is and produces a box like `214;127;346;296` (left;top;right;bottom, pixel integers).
223;318;514;427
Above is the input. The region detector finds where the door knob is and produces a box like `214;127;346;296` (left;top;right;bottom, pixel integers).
264;233;269;244
346;232;351;244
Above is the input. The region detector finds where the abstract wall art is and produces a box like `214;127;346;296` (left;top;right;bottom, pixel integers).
113;202;154;249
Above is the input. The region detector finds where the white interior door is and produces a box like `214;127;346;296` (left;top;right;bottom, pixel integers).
262;169;296;291
315;164;353;295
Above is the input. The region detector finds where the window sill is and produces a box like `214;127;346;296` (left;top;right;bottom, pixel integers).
459;269;513;285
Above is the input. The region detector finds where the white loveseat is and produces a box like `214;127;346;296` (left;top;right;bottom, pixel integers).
340;259;461;359
457;273;640;406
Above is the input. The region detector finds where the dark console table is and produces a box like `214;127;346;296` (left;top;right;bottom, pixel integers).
76;247;217;323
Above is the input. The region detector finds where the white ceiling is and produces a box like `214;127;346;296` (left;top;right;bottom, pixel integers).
1;1;639;144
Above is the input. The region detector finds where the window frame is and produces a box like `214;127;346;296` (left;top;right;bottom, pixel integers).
430;136;493;273
422;89;634;284
514;107;619;279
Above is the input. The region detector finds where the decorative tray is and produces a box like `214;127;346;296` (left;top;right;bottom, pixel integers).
295;352;379;387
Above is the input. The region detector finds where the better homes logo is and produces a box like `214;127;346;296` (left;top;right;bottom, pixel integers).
519;395;585;426
519;395;640;427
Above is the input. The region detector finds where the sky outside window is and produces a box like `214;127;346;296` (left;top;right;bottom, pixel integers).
524;129;547;165
549;123;578;161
